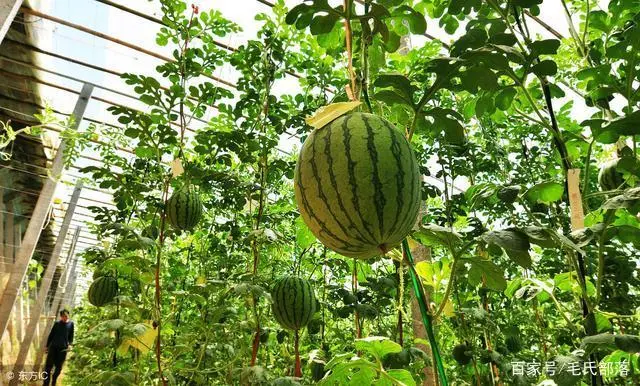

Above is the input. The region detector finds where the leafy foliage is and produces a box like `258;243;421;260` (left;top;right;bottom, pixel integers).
53;0;640;385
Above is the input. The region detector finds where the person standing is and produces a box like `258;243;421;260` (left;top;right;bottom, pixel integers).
43;309;74;386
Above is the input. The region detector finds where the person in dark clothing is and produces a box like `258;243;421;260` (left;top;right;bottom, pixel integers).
43;309;74;386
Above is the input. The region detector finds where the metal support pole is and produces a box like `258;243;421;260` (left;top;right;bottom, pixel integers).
11;182;83;377
32;227;80;373
0;0;22;44
0;83;93;339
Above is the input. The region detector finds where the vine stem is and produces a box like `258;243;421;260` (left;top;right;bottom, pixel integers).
250;38;275;368
353;259;361;339
294;329;302;378
480;282;502;385
433;239;475;320
155;176;171;386
433;256;458;320
596;211;615;303
402;240;448;386
361;1;373;112
396;261;404;346
343;0;357;101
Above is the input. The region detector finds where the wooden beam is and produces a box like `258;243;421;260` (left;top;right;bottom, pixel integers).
0;0;22;44
10;181;82;380
32;226;81;373
0;84;93;338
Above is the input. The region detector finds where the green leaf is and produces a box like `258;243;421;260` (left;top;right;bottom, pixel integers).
531;60;558;77
581;333;616;355
374;74;416;107
310;14;340;35
615;335;640;353
593;110;640;143
489;33;518;46
585;311;613;334
529;39;561;56
475;94;495;117
494;88;517;111
504;278;523;298
350;367;376;385
374;90;413;107
413;224;462;248
134;146;156;159
285;4;312;26
496;184;520;203
526;181;564;203
386;369;416;386
468;258;507;291
101;319;126;331
383;31;401;52
414;261;434;286
424;108;465;144
355;337;402;361
391;6;426;35
522;226;556;248
481;229;532;268
295;216;315;249
460;65;498;92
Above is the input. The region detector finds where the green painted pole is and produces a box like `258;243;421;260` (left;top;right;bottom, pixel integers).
402;239;448;386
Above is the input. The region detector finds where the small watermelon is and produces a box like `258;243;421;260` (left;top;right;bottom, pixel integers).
271;276;317;330
598;158;625;191
88;276;118;307
166;186;203;230
505;335;522;353
294;112;422;259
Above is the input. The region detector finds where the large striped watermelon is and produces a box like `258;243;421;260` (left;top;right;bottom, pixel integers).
166;186;203;230
88;276;118;307
271;276;317;330
598;159;626;191
294;112;422;259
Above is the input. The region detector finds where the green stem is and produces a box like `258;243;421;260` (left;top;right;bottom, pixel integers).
434;255;458;320
403;239;448;386
549;291;581;335
596;210;615;304
581;139;596;213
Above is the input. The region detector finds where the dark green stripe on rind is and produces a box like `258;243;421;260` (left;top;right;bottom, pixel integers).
321;119;377;245
295;144;363;254
341;115;378;244
362;114;386;242
272;277;316;330
382;119;406;239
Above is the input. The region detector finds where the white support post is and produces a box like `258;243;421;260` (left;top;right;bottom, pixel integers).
0;0;22;44
66;271;79;309
0;83;93;339
32;228;80;373
11;182;83;376
55;241;80;315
